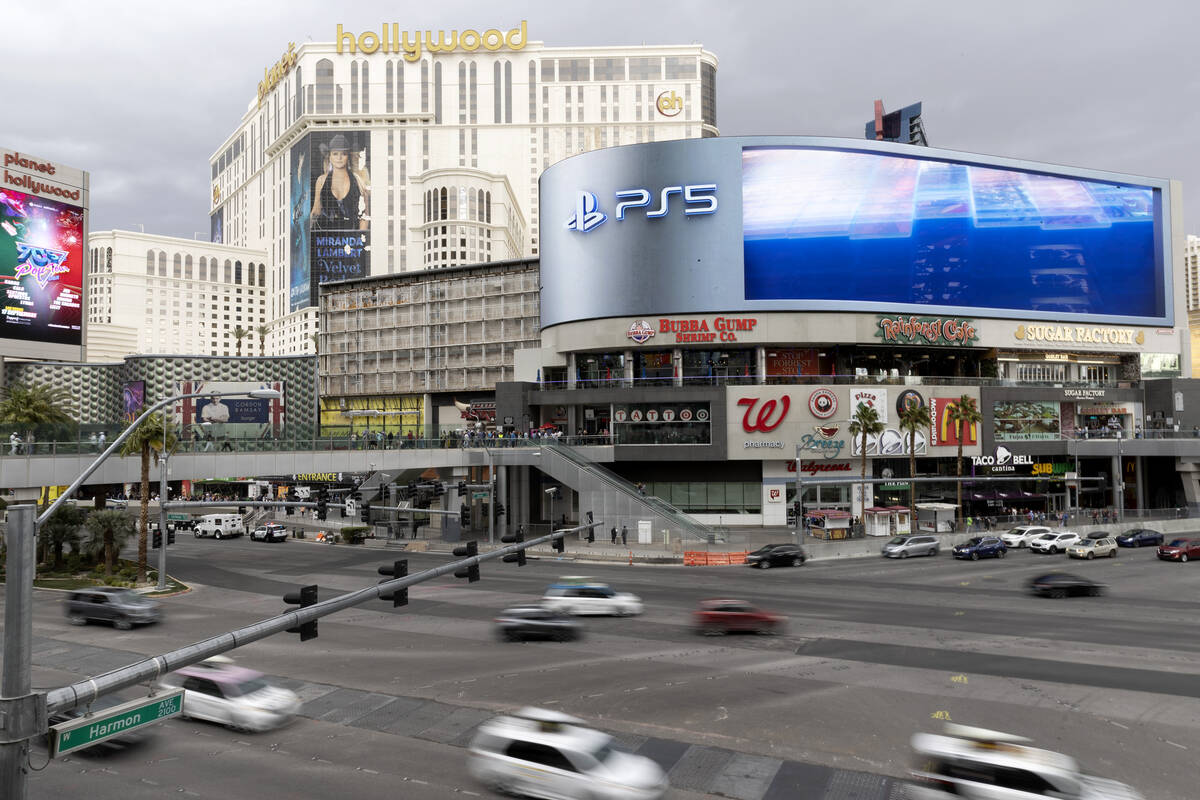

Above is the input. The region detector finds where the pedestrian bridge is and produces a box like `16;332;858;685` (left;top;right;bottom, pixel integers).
0;439;715;544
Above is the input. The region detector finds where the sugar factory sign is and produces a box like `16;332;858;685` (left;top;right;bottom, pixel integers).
1015;324;1144;346
876;315;978;347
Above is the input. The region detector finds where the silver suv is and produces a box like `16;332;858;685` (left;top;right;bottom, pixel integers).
64;587;162;630
882;535;939;558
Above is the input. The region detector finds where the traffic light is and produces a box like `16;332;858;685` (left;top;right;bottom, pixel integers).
283;584;318;641
552;532;565;553
361;501;372;523
285;486;297;516
432;482;446;497
377;560;409;607
316;486;328;521
460;505;470;527
501;529;526;567
152;529;162;549
411;516;420;537
457;480;467;497
494;502;506;519
586;510;594;525
238;505;247;515
453;541;480;582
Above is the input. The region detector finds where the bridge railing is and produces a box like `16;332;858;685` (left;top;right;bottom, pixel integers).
0;435;618;458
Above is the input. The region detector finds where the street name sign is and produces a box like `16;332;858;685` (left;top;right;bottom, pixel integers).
49;689;184;758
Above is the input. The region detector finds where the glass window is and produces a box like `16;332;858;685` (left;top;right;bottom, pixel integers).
629;57;661;80
541;59;555;82
558;58;589;81
434;61;442;123
146;250;155;276
701;62;716;127
184;255;193;279
158;251;166;277
665;56;696;80
315;58;334;113
593;57;623;81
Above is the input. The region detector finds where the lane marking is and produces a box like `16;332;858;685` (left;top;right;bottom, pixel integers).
1166;740;1188;750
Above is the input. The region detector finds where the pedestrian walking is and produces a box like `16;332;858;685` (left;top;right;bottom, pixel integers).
586;527;595;544
621;525;628;546
9;432;21;455
610;526;617;544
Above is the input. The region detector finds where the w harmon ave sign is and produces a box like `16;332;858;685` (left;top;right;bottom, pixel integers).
49;689;183;758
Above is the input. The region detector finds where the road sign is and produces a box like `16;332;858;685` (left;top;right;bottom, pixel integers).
166;513;190;522
49;689;184;758
472;492;489;500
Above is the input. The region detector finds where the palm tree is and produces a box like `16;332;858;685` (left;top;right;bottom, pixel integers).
233;325;250;357
39;504;88;571
0;381;75;446
118;411;177;582
308;333;319;354
948;394;983;529
84;510;135;576
898;402;933;529
256;324;270;356
848;403;885;525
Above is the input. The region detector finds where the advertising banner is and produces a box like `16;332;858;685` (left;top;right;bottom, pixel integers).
174;381;285;443
210;206;224;244
929;397;980;447
743;147;1163;320
848;388;888;424
765;348;823;377
0;188;83;346
121;381;145;423
289;131;371;312
992;400;1062;441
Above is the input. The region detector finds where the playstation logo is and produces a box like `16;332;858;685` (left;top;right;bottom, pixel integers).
565;191;607;233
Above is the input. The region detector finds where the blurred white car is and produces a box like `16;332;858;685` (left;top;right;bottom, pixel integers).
999;526;1051;548
909;723;1143;799
541;581;643;616
468;707;667;800
158;660;300;732
1029;531;1081;554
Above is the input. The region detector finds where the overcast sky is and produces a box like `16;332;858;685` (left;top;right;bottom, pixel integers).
7;0;1199;238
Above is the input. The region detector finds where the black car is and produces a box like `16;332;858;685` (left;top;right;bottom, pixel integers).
745;543;807;569
495;606;582;642
1029;572;1106;598
1114;528;1164;548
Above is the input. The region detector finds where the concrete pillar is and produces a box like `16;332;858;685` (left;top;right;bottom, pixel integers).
756;346;766;385
672;349;683;387
1135;456;1145;511
567;353;577;389
624;349;634;388
1111;452;1122;519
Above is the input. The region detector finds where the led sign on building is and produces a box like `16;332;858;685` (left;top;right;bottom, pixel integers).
538;137;1174;330
0;149;86;349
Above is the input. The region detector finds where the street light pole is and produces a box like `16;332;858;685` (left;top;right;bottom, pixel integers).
157;404;171;590
484;446;495;546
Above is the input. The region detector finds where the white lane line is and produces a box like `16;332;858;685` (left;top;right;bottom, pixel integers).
1109;721;1129;730
1166;740;1188;750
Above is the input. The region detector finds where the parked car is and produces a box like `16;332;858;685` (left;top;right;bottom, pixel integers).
745;543;807;569
496;606;582;642
250;522;289;543
693;599;785;636
158;662;301;732
909;723;1142;799
1029;573;1106;598
1115;528;1164;548
952;537;1006;561
999;526;1051;549
468;707;668;800
1082;530;1111;541
1157;538;1200;562
64;587;162;630
1066;537;1118;559
1028;531;1081;554
541;582;643;616
881;535;939;559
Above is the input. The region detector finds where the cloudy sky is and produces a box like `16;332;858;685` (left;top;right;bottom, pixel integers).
8;0;1199;237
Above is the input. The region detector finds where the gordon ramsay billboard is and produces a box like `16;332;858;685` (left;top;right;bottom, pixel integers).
539;137;1174;330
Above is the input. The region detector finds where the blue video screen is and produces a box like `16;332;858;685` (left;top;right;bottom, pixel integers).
742;147;1165;321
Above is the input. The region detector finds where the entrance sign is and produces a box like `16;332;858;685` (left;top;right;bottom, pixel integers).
49;689;184;758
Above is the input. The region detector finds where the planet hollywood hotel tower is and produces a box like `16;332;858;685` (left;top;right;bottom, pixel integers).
208;21;717;355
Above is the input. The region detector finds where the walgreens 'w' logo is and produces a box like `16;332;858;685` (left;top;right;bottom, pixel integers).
738;396;791;433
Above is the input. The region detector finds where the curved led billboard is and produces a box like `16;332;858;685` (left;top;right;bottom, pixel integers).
538;137;1174;330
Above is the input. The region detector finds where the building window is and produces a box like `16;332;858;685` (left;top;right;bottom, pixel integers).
361;60;369;112
185;255;193;279
701;62;716;127
629;57;661;80
146;250;155;276
315;58;334;113
350;61;359;113
434;61;442;123
420;60;429;112
158;251;167;277
665;56;696;79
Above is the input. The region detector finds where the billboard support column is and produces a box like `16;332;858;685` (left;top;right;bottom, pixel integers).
755;347;766;385
672;349;683;387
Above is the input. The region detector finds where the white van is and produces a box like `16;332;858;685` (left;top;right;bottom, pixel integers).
193;514;245;540
468;707;667;799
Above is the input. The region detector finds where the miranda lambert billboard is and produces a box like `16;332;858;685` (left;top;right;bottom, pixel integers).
289;130;371;312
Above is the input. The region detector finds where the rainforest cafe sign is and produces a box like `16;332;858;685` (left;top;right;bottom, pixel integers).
876;315;978;347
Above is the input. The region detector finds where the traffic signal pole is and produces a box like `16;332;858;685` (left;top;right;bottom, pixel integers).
1;504;38;800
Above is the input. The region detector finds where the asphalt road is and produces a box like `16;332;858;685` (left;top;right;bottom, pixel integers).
12;533;1200;799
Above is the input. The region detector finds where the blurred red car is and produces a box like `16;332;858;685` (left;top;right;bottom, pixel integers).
1157;538;1200;562
694;599;785;636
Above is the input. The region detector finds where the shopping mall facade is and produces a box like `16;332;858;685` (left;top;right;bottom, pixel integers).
487;135;1194;526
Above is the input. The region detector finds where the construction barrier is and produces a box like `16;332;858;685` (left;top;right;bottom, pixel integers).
684;551;750;566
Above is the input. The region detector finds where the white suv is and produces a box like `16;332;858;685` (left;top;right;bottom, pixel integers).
999;526;1051;549
541;583;643;616
468;707;668;799
909;724;1143;799
1029;531;1081;554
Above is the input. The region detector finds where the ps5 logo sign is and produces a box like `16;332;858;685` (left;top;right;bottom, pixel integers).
566;184;718;233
